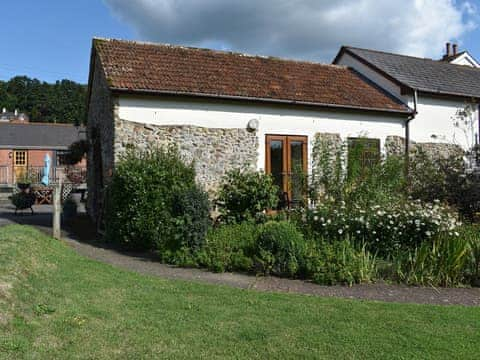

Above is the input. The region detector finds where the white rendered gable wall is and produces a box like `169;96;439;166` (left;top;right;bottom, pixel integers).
117;96;406;171
449;53;480;68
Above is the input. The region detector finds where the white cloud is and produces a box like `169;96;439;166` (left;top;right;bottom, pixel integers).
103;0;477;62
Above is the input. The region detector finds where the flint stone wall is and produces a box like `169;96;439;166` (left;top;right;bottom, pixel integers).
114;119;258;193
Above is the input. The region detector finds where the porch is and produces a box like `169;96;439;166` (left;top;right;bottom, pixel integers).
0;165;87;205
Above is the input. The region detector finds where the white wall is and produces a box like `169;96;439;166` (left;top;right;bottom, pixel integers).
118;96;406;171
407;95;478;148
449;53;480;68
335;53;404;100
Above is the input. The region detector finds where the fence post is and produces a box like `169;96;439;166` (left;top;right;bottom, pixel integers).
53;178;62;239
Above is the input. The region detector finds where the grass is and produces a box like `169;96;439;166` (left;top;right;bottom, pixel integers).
0;225;479;359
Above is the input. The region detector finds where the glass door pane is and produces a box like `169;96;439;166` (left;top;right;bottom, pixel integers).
270;140;284;191
289;141;304;204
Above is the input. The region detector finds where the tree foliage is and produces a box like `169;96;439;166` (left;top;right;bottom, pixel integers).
0;76;86;125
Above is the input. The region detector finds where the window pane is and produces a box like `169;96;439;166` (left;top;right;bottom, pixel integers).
15;151;27;166
57;150;71;166
270;140;284;191
347;138;380;178
290;141;304;203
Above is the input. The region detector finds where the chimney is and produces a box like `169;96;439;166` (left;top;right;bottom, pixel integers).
453;43;458;56
2;108;5;113
14;109;18;116
446;42;451;57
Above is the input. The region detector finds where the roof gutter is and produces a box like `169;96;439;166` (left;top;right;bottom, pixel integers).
111;87;413;116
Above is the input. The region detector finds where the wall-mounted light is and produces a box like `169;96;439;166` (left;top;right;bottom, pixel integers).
247;118;259;132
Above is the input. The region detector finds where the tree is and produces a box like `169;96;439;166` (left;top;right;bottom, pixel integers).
0;76;87;124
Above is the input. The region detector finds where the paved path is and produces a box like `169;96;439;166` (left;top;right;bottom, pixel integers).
1;205;479;306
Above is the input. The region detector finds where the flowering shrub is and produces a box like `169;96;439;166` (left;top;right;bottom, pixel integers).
300;198;461;257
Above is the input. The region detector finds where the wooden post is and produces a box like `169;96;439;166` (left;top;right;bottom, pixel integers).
53;178;62;239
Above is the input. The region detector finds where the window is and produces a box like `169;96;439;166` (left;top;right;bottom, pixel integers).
265;135;307;207
347;138;380;177
56;150;71;166
14;150;27;166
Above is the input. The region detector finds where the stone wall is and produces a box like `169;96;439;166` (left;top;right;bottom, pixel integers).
86;52;116;223
385;135;463;159
311;132;344;198
114;119;258;193
311;132;343;175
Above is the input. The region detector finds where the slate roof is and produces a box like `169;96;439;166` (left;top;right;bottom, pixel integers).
335;46;480;99
0;123;86;149
91;38;411;114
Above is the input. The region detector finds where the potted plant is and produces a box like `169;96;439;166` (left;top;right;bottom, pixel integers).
10;190;36;214
16;171;34;190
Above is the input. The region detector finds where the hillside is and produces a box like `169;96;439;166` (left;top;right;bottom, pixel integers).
0;76;86;125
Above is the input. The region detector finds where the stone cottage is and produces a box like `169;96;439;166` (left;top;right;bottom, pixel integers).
86;38;415;224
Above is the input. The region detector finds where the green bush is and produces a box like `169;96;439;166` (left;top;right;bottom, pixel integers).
197;222;259;273
66;139;88;165
303;239;377;286
311;138;405;209
171;186;211;251
104;146;210;252
255;221;305;277
408;150;480;221
216;169;279;223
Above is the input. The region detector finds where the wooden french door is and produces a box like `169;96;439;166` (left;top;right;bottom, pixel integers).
13;150;28;181
265;135;307;207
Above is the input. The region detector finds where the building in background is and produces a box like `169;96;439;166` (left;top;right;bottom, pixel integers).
0;115;86;187
333;43;480;150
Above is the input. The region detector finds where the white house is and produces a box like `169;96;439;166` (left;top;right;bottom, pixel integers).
333;44;480;150
86;38;413;222
441;42;479;68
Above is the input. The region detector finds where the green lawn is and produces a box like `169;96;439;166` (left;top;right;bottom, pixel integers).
0;225;479;359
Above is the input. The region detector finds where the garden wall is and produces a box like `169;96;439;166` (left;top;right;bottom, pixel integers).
114;119;258;193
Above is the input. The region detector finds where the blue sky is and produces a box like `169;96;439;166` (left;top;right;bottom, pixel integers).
0;1;133;83
2;0;480;84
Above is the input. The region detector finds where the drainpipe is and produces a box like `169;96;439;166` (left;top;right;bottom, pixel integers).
405;90;418;177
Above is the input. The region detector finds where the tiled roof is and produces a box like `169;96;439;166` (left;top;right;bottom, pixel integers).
92;38;411;114
0;123;86;149
337;46;480;98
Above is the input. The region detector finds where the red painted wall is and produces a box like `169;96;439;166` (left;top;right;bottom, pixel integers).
0;148;86;185
0;149;10;166
29;150;54;167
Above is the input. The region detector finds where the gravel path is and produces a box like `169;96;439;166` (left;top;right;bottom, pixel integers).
63;235;480;306
1;205;480;306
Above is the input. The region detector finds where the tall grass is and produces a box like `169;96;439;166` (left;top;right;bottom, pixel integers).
395;233;471;287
